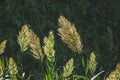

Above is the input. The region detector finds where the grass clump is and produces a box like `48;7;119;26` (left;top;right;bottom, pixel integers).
0;15;119;80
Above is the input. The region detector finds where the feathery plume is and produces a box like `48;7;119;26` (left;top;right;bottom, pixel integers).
58;16;83;53
43;31;55;62
0;40;7;54
89;52;97;74
106;63;120;80
62;58;74;78
9;58;18;75
17;24;30;52
29;30;44;61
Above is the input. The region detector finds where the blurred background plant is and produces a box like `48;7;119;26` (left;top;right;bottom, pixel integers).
0;0;120;80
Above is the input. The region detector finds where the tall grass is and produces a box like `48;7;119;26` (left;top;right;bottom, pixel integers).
0;16;119;80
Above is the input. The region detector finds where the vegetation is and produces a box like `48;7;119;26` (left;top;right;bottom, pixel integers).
0;16;120;80
0;0;120;80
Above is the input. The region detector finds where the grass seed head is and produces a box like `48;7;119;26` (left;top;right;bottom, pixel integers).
62;58;74;78
9;58;18;75
89;52;97;74
43;31;55;62
0;40;7;54
17;24;30;52
29;30;44;61
58;16;83;53
106;63;120;80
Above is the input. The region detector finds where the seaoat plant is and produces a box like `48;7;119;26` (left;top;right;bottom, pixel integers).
106;63;120;80
0;40;7;54
29;30;44;61
1;16;120;80
8;57;18;80
17;24;30;52
8;58;18;76
89;52;97;75
58;16;83;53
43;31;56;80
43;31;55;62
62;58;74;78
